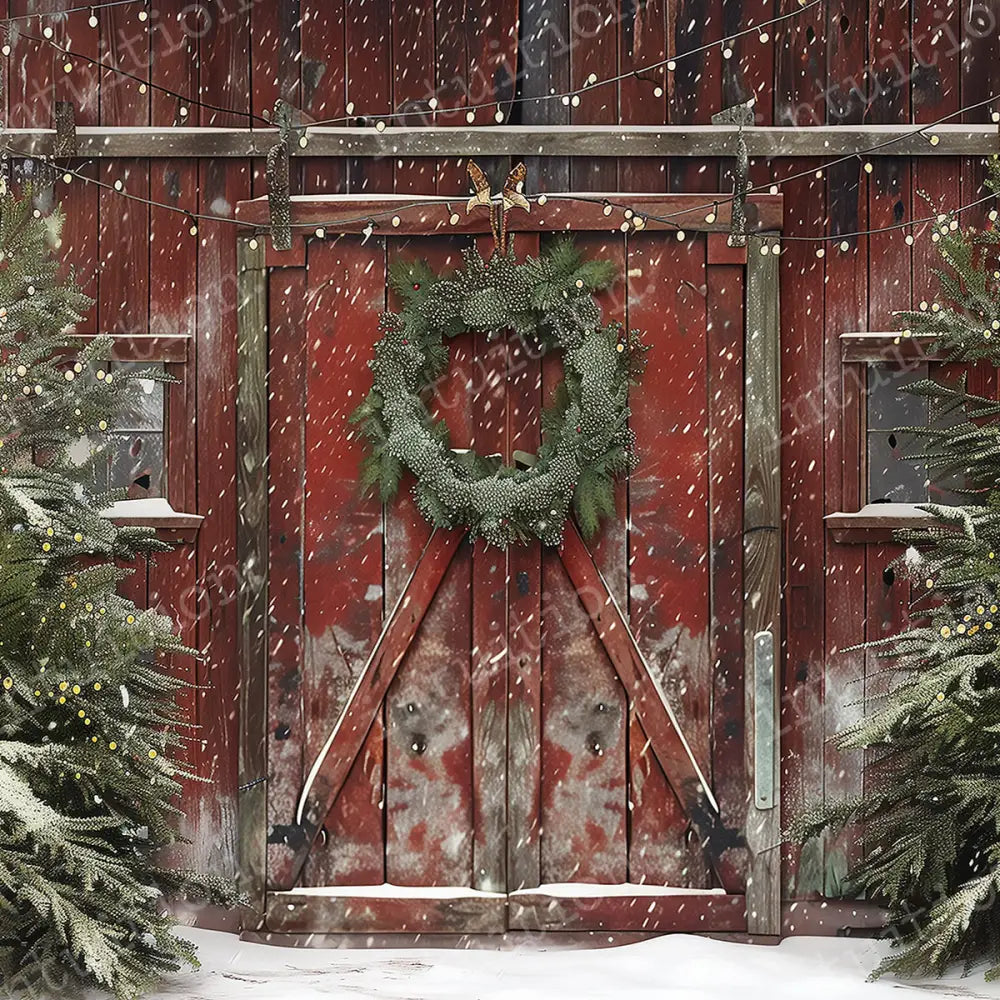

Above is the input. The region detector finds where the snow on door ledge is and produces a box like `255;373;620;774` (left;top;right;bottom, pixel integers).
271;883;726;899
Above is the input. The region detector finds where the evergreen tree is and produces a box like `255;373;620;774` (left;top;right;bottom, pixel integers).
800;159;1000;978
0;193;231;999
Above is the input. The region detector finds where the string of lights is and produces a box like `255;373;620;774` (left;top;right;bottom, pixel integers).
13;28;270;125
9;0;820;133
0;0;139;23
304;0;824;128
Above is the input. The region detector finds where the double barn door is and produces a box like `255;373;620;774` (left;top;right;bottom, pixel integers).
238;192;782;936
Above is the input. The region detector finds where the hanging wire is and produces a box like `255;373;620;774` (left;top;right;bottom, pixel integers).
0;0;138;22
302;0;824;127
12;0;820;132
14;29;269;126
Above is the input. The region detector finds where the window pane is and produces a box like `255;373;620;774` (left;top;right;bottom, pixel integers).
108;432;164;498
111;361;165;431
866;362;968;504
867;363;928;429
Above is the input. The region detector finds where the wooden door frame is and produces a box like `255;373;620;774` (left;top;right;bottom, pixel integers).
235;194;783;936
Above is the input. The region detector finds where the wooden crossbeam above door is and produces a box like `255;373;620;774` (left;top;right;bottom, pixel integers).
235;193;783;235
6;124;996;159
558;523;745;894
286;529;465;889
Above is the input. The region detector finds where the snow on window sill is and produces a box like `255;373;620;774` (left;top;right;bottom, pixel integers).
825;503;938;544
101;498;202;543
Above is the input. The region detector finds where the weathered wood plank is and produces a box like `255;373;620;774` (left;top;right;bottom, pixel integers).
265;266;307;891
236;237;269;926
298;236;384;887
509;890;747;933
5;124;995;159
385;548;474;886
391;0;435;194
540;546;628;883
469;300;508;893
571;0;617;191
775;157;827;902
267;890;506;934
743;237;782;935
706;256;748;890
299;0;346;194
626;231;711;887
196;159;250;888
506;232;543;892
619;0;668;193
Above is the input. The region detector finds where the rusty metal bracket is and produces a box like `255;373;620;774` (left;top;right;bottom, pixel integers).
53;100;77;157
266;98;292;251
712;101;755;248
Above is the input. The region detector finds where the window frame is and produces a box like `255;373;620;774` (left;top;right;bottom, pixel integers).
67;333;200;541
826;331;940;544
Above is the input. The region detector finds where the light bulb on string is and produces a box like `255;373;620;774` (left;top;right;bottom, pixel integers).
705;203;718;224
88;8;98;27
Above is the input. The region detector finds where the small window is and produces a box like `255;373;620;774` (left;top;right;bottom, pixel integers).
866;362;965;504
64;335;190;505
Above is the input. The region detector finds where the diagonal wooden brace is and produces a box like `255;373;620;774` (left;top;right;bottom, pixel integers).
558;522;745;892
285;528;464;889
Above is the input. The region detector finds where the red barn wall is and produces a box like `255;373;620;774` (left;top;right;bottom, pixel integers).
4;0;998;905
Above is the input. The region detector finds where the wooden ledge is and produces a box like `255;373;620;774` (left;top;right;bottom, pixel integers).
102;498;203;544
4;123;997;160
235;191;784;236
840;330;937;363
825;503;937;543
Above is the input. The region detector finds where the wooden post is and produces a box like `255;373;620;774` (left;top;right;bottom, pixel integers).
743;235;782;936
236;236;269;929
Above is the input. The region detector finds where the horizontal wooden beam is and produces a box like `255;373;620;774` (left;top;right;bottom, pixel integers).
266;890;507;934
840;330;936;363
4;123;996;159
234;193;783;235
508;889;747;933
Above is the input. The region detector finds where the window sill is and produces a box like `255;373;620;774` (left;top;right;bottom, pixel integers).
825;503;937;544
840;330;937;363
101;498;202;544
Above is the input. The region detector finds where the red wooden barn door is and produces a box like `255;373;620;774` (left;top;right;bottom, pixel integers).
250;194;782;936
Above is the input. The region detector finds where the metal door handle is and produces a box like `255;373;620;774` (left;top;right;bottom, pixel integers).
754;630;776;810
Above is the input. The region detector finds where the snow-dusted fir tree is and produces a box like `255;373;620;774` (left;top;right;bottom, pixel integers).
801;159;1000;978
0;193;231;999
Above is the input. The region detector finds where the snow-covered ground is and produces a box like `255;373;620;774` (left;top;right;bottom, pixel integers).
143;928;1000;999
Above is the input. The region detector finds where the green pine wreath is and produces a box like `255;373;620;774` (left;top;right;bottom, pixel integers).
351;238;647;548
